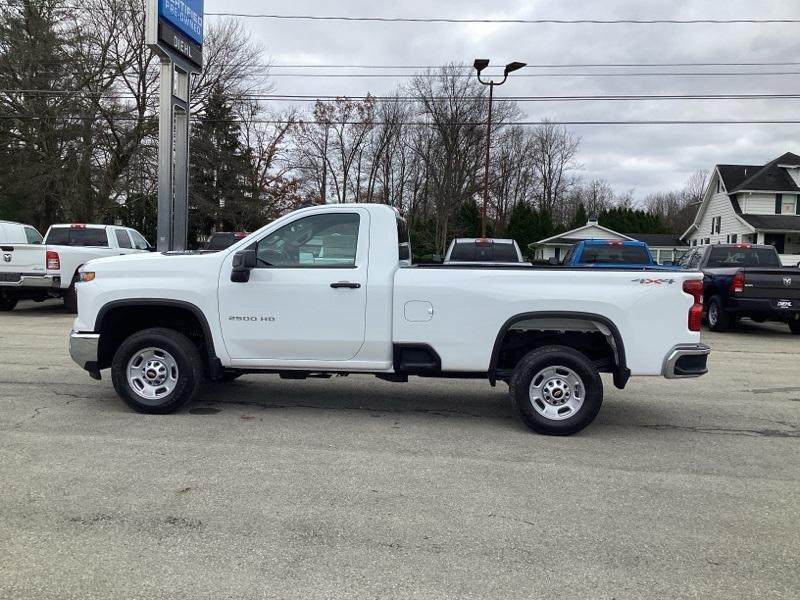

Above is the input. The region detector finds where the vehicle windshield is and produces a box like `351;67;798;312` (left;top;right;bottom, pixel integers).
580;245;649;264
707;247;781;268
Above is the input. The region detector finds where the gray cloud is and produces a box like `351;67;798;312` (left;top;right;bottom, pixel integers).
206;0;800;199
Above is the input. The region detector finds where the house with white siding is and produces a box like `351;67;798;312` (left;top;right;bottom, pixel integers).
682;152;800;264
529;218;687;264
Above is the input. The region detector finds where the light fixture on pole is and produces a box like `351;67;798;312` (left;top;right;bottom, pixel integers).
474;59;526;238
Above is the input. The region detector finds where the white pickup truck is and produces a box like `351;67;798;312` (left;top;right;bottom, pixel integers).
69;204;710;435
0;223;151;311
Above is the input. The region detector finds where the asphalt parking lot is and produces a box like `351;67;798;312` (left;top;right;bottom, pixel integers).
1;300;798;599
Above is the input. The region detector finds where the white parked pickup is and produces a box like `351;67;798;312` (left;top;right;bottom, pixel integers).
0;223;151;312
69;204;710;435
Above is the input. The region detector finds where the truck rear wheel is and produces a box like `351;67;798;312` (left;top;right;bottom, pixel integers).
111;327;203;414
0;289;18;311
509;345;603;435
706;296;731;332
789;319;800;335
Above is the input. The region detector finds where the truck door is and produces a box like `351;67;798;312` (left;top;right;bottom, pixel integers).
217;209;369;362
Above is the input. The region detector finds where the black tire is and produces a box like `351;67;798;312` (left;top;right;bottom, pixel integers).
111;327;204;414
789;319;800;335
706;296;731;332
0;289;18;311
63;272;79;313
509;345;603;436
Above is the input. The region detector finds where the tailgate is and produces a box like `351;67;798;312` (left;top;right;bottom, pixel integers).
742;268;800;305
0;244;45;281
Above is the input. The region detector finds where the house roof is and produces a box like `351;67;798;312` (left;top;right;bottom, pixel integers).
738;214;800;231
717;164;761;191
623;233;688;247
531;221;633;247
730;152;800;193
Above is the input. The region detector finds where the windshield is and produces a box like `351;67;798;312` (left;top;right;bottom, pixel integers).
707;247;781;268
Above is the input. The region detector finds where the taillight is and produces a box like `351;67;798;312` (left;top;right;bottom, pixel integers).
730;271;744;294
46;250;60;270
683;279;704;332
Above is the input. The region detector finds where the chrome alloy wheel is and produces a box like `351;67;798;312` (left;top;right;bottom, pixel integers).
126;347;179;404
708;302;719;327
528;365;585;421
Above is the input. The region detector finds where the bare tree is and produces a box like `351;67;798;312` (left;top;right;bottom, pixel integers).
529;119;580;222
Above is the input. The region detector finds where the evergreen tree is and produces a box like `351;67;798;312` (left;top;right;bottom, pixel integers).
569;202;589;229
506;202;554;257
190;85;255;244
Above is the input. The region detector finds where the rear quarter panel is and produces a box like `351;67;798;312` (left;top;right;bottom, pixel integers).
393;268;702;375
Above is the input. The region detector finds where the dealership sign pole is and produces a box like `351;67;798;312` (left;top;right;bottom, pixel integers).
146;0;204;252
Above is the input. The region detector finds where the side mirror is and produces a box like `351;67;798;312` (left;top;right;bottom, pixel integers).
147;244;156;252
231;249;256;283
548;257;560;265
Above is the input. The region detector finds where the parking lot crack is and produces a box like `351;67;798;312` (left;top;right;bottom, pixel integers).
14;406;46;429
642;424;800;438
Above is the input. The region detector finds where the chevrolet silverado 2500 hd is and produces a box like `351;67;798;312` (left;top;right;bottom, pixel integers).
68;204;710;435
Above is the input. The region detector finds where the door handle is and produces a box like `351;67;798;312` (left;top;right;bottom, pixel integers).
330;282;361;289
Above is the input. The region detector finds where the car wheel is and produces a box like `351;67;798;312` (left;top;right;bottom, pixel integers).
111;327;204;414
509;345;603;436
789;319;800;335
0;289;18;311
707;296;731;332
63;273;79;313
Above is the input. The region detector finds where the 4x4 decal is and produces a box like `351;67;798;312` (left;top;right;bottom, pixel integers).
631;278;676;285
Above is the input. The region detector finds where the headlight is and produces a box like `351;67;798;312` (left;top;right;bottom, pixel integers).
79;271;96;282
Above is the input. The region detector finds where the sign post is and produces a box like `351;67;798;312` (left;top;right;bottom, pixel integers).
146;0;204;252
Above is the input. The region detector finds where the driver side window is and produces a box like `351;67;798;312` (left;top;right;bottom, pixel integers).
255;213;360;268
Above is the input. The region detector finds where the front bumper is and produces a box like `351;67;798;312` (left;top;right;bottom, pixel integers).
662;344;710;379
0;274;60;289
69;331;101;378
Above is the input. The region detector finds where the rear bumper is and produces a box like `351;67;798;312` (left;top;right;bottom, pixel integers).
724;297;800;319
69;331;100;376
0;274;60;289
662;344;710;379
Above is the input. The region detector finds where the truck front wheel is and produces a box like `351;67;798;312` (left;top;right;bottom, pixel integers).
111;328;203;414
509;345;603;435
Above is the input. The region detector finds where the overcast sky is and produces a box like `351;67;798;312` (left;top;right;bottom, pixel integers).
205;0;800;200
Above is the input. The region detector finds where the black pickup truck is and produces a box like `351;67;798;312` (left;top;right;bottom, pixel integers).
678;243;800;334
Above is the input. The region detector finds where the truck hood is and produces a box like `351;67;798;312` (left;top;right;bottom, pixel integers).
84;249;224;272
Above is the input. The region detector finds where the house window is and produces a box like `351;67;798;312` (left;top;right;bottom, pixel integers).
781;195;795;215
710;216;721;235
716;179;721;193
775;194;782;214
731;234;737;243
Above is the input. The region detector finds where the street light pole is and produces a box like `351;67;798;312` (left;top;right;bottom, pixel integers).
474;59;526;238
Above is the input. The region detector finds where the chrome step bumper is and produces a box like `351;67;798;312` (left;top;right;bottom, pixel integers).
662;344;711;379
